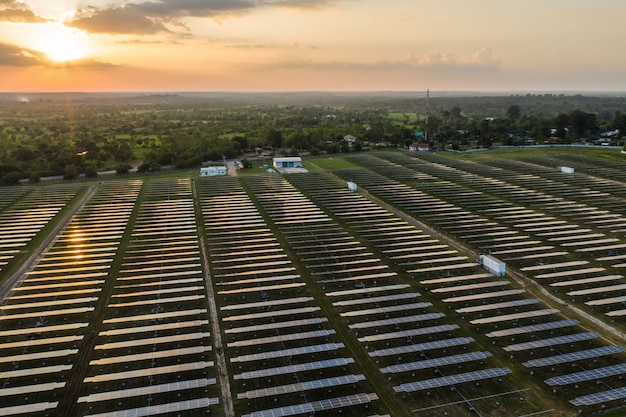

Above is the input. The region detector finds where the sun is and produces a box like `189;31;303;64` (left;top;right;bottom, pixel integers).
36;25;88;62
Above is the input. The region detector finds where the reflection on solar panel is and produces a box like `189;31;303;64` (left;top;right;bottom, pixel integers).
455;298;539;313
103;309;207;324
381;351;492;373
96;332;209;350
549;275;623;287
470;308;558;325
228;330;335;348
230;343;344;363
571;386;626;406
325;284;410;297
431;281;510;293
237;374;365;399
225;317;327;334
84;361;215;384
108;294;205;308
0;349;77;364
368;337;475;357
0;382;65;397
82;398;219;417
220;297;314;311
340;302;432;317
78;378;214;403
358;324;459;342
241;393;378;417
443;289;526;303
486;319;579;338
317;271;398;283
546;363;626;386
100;320;208;337
223;306;320;321
217;283;305;295
523;346;624;368
234;358;354;380
503;332;599;352
393;368;511;392
567;283;626;296
90;346;212;365
349;313;445;329
420;273;492;285
333;292;420;307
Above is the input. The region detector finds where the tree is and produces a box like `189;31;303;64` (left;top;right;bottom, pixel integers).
506;105;521;121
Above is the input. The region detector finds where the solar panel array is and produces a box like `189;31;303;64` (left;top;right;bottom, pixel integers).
198;176;379;417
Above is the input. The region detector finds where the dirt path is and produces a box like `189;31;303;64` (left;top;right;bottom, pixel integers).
192;179;235;417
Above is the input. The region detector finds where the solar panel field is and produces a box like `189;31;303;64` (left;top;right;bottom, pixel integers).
2;148;626;417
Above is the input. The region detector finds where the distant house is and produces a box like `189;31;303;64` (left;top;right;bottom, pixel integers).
343;135;358;143
200;166;227;177
409;142;429;152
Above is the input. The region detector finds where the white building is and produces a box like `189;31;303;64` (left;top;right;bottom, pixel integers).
200;166;227;177
273;157;303;169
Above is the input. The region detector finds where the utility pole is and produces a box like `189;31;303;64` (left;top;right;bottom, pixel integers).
425;88;430;142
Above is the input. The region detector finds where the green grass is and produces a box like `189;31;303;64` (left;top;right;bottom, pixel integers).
305;155;361;170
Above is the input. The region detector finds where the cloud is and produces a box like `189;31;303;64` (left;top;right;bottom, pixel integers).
0;43;45;66
65;0;345;35
409;48;501;71
0;0;50;23
250;48;501;73
0;42;115;69
67;6;170;35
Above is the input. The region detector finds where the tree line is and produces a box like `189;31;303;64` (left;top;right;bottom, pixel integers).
0;92;625;184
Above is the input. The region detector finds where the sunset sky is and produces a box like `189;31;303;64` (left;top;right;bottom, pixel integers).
1;0;625;92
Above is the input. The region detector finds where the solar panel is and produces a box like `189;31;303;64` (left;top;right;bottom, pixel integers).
368;337;475;357
223;306;320;322
420;272;492;285
546;363;626;386
349;313;445;329
340;302;432;317
225;318;327;334
393;368;511;392
381;351;492;373
571;386;626;406
220;297;314;311
549;275;623;287
78;378;214;403
332;292;420;307
443;289;526;303
230;343;344;363
234;358;355;380
470;308;559;325
586;295;626;306
240;393;378;417
455;298;539;313
228;330;335;348
503;332;600;352
431;281;510;294
523;346;624;368
326;284;410;297
567;283;626;296
237;374;365;399
358;324;459;343
486;319;579;338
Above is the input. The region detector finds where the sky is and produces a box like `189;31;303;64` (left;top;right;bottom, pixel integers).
0;0;625;92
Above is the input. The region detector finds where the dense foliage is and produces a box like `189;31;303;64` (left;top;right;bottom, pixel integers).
1;92;625;184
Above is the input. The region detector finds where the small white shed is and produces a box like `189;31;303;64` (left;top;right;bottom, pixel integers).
480;254;506;276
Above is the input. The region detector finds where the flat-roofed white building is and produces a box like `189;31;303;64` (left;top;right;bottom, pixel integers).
200;166;227;177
